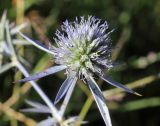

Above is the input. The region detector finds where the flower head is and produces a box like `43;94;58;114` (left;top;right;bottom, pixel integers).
53;16;113;78
19;16;141;126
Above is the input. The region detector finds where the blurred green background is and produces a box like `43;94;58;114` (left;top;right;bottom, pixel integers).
0;0;160;126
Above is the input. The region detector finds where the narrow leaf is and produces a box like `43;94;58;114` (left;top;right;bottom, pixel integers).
59;76;77;116
100;74;141;96
21;108;51;113
1;10;7;23
0;53;2;68
37;118;55;126
19;32;55;55
26;100;50;109
54;75;77;104
21;100;51;113
86;76;112;126
63;116;88;125
0;62;14;74
5;21;16;56
17;65;66;83
3;42;11;55
13;39;32;45
0;10;7;39
11;23;28;35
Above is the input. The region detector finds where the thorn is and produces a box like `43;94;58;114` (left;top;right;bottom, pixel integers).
134;92;142;96
12;80;22;84
54;100;58;105
54;98;60;105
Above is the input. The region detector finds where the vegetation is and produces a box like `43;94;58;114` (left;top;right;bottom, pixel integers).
0;0;160;126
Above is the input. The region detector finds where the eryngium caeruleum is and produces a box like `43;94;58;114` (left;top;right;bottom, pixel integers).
18;16;141;126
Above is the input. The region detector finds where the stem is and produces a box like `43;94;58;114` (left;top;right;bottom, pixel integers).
0;46;3;67
59;77;77;117
16;62;62;122
79;95;93;121
0;62;15;74
0;102;37;126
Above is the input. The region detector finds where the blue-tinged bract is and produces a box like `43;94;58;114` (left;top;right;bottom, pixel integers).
53;16;113;78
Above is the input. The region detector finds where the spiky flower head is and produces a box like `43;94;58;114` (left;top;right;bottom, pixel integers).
19;16;141;126
53;16;113;78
